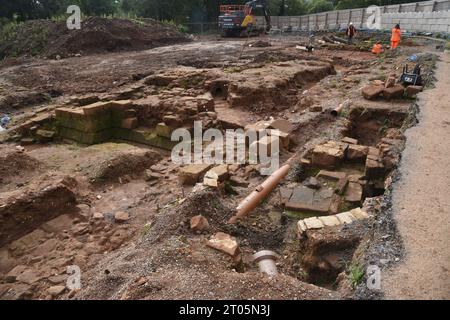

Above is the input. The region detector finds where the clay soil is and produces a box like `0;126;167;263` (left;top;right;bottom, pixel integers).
0;26;446;300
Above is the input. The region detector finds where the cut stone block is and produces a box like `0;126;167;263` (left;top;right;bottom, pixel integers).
345;182;363;204
383;84;405;100
207;165;229;182
179;164;213;185
336;212;356;224
347;144;369;162
365;155;385;179
350;208;369;220
163;115;183;127
341;137;358;145
319;215;341;227
405;85;423;98
362;85;384;100
311;142;345;169
303;217;324;229
114;128;177;151
285;186;334;215
268;119;293;133
36;129;55;142
59;127;113;144
196;93;215;112
82;101;112;116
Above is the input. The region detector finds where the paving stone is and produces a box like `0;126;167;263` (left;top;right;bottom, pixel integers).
285;186;333;214
345;182;363;204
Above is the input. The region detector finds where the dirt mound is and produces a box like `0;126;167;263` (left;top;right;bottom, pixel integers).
0;146;44;192
90;149;162;184
144;189;233;244
0;17;191;59
72;189;336;300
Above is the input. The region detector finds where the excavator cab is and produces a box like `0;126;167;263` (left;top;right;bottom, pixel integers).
218;0;271;37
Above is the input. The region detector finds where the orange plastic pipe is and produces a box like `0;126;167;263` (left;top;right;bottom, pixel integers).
228;163;291;224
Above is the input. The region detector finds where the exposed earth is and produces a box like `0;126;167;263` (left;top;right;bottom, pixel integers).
0;19;448;300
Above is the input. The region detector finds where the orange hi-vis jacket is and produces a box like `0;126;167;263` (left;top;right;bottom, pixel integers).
391;28;401;42
372;43;383;54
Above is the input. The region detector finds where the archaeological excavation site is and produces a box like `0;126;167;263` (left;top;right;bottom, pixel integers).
0;0;449;304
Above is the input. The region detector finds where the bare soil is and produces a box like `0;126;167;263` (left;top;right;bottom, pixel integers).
0;26;446;300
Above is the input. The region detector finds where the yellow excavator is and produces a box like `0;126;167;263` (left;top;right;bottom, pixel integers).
218;0;271;37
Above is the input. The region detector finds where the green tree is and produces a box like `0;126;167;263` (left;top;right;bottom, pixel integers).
76;0;118;16
307;0;334;13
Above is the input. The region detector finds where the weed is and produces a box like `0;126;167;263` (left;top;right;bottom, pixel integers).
141;222;152;237
348;263;365;288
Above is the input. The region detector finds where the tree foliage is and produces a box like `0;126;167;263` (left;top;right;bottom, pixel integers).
0;0;433;22
307;0;334;14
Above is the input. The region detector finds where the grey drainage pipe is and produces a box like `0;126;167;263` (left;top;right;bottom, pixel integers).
253;250;278;277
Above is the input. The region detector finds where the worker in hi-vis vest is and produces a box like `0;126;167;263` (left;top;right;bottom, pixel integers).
391;24;401;49
242;14;254;28
372;41;384;54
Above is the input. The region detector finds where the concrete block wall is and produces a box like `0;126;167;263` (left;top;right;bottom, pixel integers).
258;0;450;34
382;11;450;33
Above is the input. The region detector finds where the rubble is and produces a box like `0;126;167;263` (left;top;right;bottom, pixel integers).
114;212;130;223
190;215;210;232
206;232;240;257
179;164;213;185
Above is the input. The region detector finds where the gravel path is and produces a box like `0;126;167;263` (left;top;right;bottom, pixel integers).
382;52;450;300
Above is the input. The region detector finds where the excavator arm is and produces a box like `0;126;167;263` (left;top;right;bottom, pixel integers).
244;0;271;32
